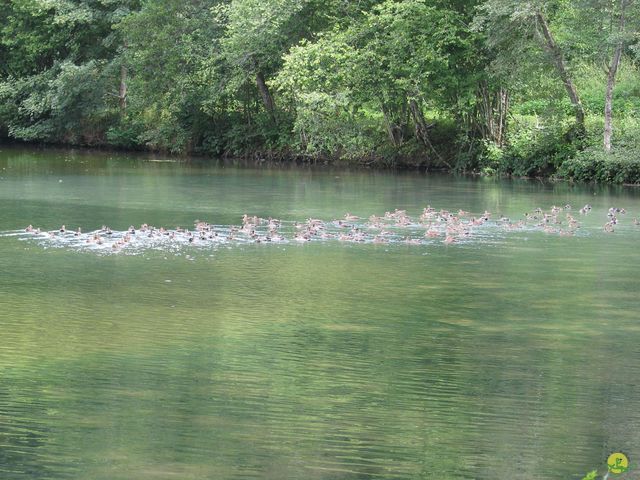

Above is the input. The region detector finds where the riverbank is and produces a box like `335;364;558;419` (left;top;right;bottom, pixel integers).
4;122;640;185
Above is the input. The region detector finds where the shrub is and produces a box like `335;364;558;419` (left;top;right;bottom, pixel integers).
558;146;640;184
474;116;579;177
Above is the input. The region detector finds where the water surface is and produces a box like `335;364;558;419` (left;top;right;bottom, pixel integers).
1;147;640;479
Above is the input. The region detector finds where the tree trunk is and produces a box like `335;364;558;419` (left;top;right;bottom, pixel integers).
604;0;627;152
119;41;128;112
475;82;509;147
535;11;585;130
409;98;449;167
119;64;127;111
496;87;509;147
256;71;276;124
382;105;403;147
409;99;431;149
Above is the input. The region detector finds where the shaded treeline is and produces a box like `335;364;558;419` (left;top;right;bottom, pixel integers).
0;0;639;180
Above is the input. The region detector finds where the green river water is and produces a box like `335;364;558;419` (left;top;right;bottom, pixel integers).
1;147;639;479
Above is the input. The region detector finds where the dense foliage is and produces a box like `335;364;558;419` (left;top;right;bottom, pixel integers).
0;0;639;181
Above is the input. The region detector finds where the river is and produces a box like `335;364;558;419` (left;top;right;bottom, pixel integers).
1;146;639;479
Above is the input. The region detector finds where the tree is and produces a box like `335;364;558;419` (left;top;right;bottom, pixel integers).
0;0;140;144
580;0;640;152
275;0;473;162
221;0;345;126
604;0;629;151
475;0;586;131
115;0;225;152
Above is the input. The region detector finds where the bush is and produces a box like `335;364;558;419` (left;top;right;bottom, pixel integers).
558;113;640;184
558;146;640;184
105;116;146;149
288;92;385;160
474;116;579;177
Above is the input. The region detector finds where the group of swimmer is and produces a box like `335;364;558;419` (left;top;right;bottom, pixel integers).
15;202;637;253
